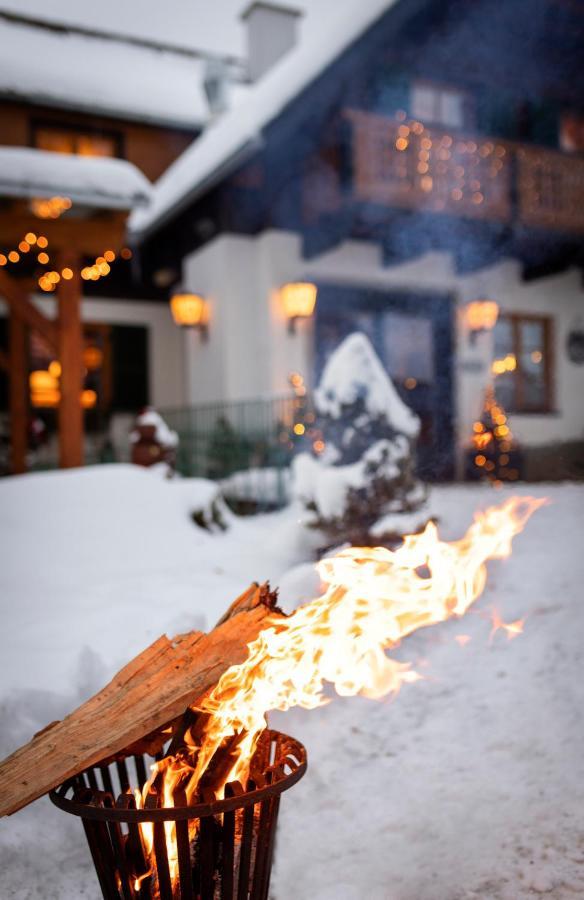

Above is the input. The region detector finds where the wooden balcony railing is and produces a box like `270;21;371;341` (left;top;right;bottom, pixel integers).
344;109;584;234
517;146;584;233
345;109;512;223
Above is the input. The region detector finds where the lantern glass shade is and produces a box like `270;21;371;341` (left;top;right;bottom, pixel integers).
280;282;318;322
466;299;499;332
170;293;208;328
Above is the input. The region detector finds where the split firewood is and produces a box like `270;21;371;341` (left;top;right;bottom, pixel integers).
0;582;284;817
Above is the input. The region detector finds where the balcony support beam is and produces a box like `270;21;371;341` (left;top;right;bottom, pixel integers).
57;252;84;469
9;312;28;475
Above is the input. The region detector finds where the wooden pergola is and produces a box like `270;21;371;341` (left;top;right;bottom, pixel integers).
0;147;151;474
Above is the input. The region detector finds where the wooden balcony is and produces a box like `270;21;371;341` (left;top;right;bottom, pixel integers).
517;146;584;233
343;109;584;235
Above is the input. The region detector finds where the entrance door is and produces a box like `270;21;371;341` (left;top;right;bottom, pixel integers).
314;284;455;480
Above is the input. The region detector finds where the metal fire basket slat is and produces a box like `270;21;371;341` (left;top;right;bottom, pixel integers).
50;728;307;900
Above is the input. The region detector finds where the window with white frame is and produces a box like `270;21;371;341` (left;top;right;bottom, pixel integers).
410;82;467;129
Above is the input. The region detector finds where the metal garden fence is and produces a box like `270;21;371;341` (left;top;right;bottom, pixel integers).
161;394;311;512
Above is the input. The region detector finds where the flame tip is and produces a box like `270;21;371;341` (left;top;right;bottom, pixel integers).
131;495;540;888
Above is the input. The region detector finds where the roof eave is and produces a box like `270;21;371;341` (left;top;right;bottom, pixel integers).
129;133;265;242
0;89;205;133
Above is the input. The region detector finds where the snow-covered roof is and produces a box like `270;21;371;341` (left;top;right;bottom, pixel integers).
0;11;246;130
0;147;152;210
129;0;396;237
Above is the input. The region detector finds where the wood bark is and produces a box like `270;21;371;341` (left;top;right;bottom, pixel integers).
0;269;58;349
0;582;283;817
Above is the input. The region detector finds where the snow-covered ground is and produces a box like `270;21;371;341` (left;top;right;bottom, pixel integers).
0;465;582;899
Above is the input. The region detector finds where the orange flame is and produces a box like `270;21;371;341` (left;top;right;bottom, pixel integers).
489;608;526;643
134;496;544;886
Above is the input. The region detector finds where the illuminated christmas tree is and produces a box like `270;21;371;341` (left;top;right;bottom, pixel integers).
277;371;321;453
471;387;519;482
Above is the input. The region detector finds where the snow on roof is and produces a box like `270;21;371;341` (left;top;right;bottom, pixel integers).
129;0;396;237
0;146;152;209
0;12;222;129
315;332;420;438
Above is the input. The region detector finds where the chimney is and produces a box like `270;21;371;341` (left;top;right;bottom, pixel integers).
241;2;302;82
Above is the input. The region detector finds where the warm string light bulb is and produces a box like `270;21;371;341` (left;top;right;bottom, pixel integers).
471;389;517;481
37;247;127;291
384;112;506;209
2;231;51;274
31;196;72;220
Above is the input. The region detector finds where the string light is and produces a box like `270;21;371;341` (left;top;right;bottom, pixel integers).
1;191;131;292
37;245;129;291
31;196;72;220
81;253;112;281
471;388;516;482
1;231;49;272
492;354;516;375
353;111;507;211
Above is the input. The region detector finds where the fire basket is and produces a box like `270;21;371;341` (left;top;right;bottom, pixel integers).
50;728;306;900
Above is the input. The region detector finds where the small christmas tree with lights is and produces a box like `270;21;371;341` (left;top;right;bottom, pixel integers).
471;387;519;482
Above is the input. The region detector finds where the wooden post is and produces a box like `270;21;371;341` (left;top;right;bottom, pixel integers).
0;269;57;349
9;312;27;475
58;255;83;468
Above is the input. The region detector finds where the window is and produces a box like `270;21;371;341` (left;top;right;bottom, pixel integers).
111;325;149;411
26;324;149;416
410;82;468;129
493;314;553;413
33;125;119;158
381;311;435;385
560;114;584;153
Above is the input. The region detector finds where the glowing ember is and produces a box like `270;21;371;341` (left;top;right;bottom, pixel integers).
489;608;526;643
454;634;472;647
134;495;544;887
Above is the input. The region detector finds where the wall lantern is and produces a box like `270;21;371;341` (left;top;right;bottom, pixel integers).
170;293;209;339
465;299;499;343
280;282;317;333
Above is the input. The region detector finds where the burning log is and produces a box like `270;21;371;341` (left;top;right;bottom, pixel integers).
0;582;284;818
0;496;544;899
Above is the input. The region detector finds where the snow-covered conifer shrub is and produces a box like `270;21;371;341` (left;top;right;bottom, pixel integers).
293;332;428;544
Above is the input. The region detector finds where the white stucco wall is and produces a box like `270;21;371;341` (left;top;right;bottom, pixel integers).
182;232;315;404
182;229;584;459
